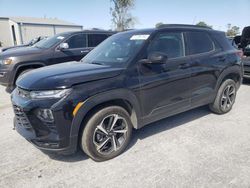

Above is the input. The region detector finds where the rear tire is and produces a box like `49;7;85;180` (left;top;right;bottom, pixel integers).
81;106;132;162
209;79;237;114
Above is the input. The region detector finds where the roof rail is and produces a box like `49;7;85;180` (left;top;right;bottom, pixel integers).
156;24;212;29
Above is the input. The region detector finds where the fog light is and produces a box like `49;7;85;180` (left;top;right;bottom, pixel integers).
36;109;54;123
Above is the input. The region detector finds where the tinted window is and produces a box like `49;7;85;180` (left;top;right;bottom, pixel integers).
66;34;86;49
88;34;109;47
148;32;184;59
186;32;214;55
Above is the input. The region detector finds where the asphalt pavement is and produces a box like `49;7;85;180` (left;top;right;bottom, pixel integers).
0;82;250;188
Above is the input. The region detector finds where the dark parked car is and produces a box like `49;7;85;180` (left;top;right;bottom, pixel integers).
0;30;114;92
233;35;242;47
227;37;238;49
11;25;243;161
241;26;250;56
0;36;47;52
242;56;250;78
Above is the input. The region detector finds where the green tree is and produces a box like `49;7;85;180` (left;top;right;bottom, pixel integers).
226;24;240;36
110;0;135;31
196;21;213;29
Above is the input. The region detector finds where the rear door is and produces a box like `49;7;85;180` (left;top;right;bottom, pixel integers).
138;31;192;123
87;33;111;49
185;31;222;107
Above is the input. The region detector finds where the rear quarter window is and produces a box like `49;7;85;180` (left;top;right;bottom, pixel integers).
185;31;214;55
88;34;109;47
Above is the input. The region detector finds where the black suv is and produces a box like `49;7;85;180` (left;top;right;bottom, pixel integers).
0;30;114;92
241;26;250;56
11;25;243;161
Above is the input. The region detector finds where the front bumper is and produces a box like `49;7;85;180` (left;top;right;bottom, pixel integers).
11;88;78;154
0;69;11;86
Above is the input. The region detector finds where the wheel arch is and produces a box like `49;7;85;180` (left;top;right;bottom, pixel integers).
215;65;243;92
12;62;46;86
70;89;142;140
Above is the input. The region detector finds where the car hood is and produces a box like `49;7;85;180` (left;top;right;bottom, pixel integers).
0;46;43;58
2;44;28;51
17;61;125;90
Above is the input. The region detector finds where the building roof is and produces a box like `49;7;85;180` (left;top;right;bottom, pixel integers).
0;16;82;27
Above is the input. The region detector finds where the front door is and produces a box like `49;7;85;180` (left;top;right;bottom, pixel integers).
52;33;90;64
138;31;192;124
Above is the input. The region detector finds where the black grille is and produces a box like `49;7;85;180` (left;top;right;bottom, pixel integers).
44;122;58;134
13;105;32;129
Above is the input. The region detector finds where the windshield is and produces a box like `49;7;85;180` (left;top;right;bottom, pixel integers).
34;33;69;49
81;32;150;67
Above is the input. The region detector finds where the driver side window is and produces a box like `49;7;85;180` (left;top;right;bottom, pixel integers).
148;32;185;59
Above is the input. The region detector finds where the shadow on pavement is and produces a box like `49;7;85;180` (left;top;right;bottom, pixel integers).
43;149;88;162
127;106;211;150
46;106;211;162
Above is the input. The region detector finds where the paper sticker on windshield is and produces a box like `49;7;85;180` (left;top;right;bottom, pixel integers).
130;35;150;40
57;36;65;40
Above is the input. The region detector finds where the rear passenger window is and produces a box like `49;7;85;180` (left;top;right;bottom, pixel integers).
88;34;109;47
66;34;87;49
186;32;214;55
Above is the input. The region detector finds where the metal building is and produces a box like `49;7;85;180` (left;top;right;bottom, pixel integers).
0;17;83;47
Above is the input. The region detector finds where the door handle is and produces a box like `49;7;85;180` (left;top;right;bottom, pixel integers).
178;63;191;69
81;50;90;53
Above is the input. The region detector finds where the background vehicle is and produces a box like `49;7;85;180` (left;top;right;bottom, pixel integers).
227;37;239;49
242;56;250;79
0;30;114;92
233;35;242;47
12;25;242;161
241;26;250;56
0;36;47;52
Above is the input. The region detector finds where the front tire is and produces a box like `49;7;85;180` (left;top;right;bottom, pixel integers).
209;79;237;114
81;106;132;161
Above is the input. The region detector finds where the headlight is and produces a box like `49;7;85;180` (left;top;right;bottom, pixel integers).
0;59;13;65
30;89;71;99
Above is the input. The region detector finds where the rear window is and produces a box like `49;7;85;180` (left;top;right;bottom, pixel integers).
186;32;214;55
88;34;109;47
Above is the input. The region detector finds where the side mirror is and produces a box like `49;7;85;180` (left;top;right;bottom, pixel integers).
148;52;168;64
59;43;69;51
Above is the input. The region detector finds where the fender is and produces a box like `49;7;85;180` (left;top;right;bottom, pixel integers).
215;65;243;92
11;61;46;85
70;88;142;138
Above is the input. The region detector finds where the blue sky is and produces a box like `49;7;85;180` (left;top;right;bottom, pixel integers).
0;0;249;32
